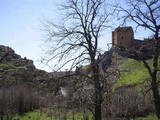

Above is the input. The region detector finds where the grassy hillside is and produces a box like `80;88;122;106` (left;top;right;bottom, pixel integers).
113;58;160;89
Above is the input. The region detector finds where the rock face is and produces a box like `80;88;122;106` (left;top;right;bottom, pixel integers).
0;45;55;92
0;45;35;69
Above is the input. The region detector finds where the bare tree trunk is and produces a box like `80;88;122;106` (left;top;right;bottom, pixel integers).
143;56;160;118
92;61;102;120
151;74;160;118
95;86;102;120
152;33;160;118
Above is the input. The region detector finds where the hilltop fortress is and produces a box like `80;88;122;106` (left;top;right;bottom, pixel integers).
112;26;151;48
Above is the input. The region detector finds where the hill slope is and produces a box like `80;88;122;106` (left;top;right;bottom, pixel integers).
114;58;160;89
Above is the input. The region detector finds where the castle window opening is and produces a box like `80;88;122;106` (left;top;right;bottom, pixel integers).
121;35;124;39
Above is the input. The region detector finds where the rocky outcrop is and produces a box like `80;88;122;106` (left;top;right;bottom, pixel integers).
0;45;35;69
0;45;55;92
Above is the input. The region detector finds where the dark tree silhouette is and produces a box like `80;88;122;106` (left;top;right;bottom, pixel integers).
117;0;160;118
42;0;116;119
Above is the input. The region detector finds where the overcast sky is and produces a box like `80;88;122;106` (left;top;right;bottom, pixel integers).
0;0;152;72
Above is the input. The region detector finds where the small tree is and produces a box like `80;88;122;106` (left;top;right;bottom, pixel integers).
42;0;115;119
117;0;160;118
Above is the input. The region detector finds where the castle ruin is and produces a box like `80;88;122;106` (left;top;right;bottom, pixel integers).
112;26;146;48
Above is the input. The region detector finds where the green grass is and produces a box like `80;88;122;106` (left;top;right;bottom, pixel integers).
1;110;95;120
133;115;158;120
1;110;52;120
113;58;160;90
2;110;158;120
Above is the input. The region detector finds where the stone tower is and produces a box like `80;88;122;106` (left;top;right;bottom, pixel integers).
112;26;134;47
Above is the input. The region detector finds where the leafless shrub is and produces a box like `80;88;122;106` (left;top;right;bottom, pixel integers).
0;84;40;116
106;85;154;119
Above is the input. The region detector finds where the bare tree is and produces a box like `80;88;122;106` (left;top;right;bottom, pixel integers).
117;0;160;118
42;0;115;119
